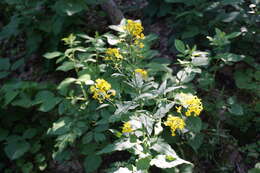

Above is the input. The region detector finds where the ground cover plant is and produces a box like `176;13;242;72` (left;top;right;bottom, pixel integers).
0;0;259;173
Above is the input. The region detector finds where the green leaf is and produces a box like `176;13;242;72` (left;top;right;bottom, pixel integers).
0;72;10;79
191;57;209;66
136;156;152;170
4;90;19;105
97;139;135;155
54;0;88;16
186;117;202;133
94;133;106;142
177;69;195;83
216;53;244;63
23;128;37;139
84;154;102;173
248;168;260;173
0;58;10;70
43;52;63;59
47;117;72;135
155;102;175;118
175;39;185;53
187;133;204;152
228;104;244;116
11;58;25;70
21;162;33;173
150;154;191;169
35;90;61;112
58;77;76;95
56;61;75;71
4;140;30;160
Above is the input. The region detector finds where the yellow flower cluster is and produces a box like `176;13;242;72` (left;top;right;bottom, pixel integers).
90;79;116;103
178;93;203;116
124;19;145;48
164;115;185;136
135;68;148;79
105;48;123;61
122;122;133;133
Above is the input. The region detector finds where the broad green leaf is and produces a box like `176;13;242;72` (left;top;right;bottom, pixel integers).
35;90;61;112
94;133;106;142
4;140;30;160
155;102;175;118
23;128;37;139
191;57;209;66
248;168;260;173
104;34;120;45
187;133;204;152
58;77;76;95
175;39;185;53
21;162;33;173
4;90;19;105
136;156;152;170
11;58;24;70
43;52;63;59
47;117;72;135
0;58;10;70
177;70;195;83
54;0;88;16
0;72;10;79
228;104;244;116
216;53;244;63
56;61;74;71
84;154;102;173
97;139;135;155
186;117;202;133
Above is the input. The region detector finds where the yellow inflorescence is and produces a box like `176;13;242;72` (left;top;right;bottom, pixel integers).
105;48;123;61
164;115;185;136
90;79;116;103
135;69;148;79
124;20;145;48
178;93;203;116
122;122;133;133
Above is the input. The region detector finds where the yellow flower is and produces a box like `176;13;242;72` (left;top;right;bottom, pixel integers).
176;106;182;113
124;20;144;39
134;40;144;48
135;69;148;79
122;122;133;133
90;79;115;103
105;48;123;61
178;93;203;116
164;115;185;136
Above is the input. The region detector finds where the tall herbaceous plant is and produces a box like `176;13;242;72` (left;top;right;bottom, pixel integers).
44;19;204;172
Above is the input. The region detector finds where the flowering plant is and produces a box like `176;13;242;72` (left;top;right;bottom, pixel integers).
43;19;205;172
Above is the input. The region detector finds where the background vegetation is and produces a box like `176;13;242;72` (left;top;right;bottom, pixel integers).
0;0;259;173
